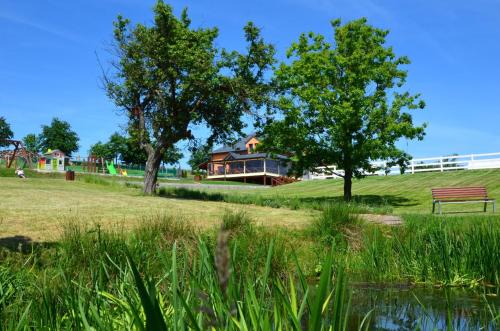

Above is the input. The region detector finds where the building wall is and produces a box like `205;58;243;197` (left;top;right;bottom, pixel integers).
245;137;260;153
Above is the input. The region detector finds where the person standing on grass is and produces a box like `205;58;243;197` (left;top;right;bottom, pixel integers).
15;167;26;179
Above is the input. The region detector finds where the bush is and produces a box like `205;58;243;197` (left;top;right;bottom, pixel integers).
309;203;361;247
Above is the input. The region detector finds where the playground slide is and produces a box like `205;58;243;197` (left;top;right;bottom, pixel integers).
105;160;117;175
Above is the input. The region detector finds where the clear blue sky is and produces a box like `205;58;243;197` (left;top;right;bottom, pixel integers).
1;0;499;166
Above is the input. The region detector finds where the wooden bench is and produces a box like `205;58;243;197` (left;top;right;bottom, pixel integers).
431;186;496;214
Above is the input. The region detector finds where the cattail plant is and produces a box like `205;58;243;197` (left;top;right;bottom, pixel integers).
215;228;231;296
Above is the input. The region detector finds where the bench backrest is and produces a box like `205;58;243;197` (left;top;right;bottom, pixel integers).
432;186;488;201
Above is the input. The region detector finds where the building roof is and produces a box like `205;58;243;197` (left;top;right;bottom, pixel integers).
43;149;65;156
212;133;257;154
224;152;288;161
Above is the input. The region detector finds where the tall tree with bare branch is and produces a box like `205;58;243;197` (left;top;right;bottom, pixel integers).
104;1;274;193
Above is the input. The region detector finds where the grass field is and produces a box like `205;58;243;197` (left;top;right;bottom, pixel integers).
1;168;499;328
163;169;500;214
0;176;314;241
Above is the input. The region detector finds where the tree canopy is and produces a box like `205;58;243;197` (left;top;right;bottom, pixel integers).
188;143;210;171
0;116;13;147
22;133;41;154
39;118;80;156
259;18;426;201
104;1;275;193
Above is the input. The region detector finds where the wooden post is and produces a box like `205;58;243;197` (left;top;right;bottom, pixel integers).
411;160;415;174
7;141;19;168
440;157;444;172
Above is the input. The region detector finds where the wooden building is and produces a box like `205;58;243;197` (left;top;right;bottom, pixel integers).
201;134;293;185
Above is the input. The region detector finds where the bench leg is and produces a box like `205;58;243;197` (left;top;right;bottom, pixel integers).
494;201;496;213
432;202;435;214
484;201;487;212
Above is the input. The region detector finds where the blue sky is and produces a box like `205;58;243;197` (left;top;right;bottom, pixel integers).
1;0;499;166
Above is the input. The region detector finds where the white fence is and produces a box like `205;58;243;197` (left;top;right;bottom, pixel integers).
304;152;500;180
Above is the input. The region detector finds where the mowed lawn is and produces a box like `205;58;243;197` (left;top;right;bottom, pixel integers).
225;169;500;214
0;177;315;241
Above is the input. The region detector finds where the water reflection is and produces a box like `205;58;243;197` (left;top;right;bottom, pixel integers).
348;285;499;330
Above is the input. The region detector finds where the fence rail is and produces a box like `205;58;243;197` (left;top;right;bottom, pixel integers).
305;152;500;180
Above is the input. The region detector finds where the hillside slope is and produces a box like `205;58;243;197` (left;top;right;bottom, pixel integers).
261;169;500;213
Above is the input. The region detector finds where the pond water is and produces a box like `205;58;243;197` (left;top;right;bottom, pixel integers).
347;285;499;330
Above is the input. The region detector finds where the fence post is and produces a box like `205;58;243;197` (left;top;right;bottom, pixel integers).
411;160;415;174
263;159;266;173
244;160;246;174
440;157;444;172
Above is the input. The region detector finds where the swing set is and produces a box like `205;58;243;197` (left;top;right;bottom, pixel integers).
0;139;35;169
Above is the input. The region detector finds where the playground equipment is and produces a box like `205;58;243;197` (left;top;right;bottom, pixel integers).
105;160;117;175
38;149;65;172
0;140;35;169
116;164;128;176
83;155;99;173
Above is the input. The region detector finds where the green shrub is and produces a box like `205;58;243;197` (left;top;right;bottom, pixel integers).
309;203;361;246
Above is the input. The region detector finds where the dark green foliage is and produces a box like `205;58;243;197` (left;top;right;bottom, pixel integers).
259;18;426;201
309;203;361;246
121;133;148;164
104;1;275;194
89;140;114;159
188;143;211;171
22;133;41;154
0;116;13;146
107;132;128;162
38;117;79;156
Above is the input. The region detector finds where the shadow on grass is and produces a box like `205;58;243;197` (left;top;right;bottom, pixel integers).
297;195;418;208
158;187;417;213
0;235;56;253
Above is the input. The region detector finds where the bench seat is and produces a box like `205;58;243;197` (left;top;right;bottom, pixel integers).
431;186;496;214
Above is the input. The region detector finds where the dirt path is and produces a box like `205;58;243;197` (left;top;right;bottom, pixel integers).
359;214;403;226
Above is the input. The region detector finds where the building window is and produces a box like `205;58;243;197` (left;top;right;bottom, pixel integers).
248;144;254;153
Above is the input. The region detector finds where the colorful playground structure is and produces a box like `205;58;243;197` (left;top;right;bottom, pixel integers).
1;146;178;178
0;139;36;169
71;155;177;178
38;149;66;172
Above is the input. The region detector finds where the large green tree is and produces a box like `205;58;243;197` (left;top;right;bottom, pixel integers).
188;142;210;171
0;116;13;147
22;133;41;154
260;19;426;201
104;1;274;193
107;132;127;163
89;141;114;159
39;118;80;156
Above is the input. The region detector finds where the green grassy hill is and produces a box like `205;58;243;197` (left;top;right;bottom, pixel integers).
262;169;500;213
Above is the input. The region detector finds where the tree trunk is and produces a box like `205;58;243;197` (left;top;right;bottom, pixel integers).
343;169;353;202
143;150;163;194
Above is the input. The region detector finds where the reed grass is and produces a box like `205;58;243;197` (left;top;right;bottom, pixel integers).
353;214;500;286
158;186;391;214
0;211;498;329
0;212;365;330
